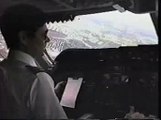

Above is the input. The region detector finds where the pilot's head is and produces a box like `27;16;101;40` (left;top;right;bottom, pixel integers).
0;4;50;57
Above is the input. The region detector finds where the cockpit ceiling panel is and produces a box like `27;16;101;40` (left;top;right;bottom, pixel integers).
0;0;112;16
0;0;158;17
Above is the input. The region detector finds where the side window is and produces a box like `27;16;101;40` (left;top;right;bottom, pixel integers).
0;32;8;61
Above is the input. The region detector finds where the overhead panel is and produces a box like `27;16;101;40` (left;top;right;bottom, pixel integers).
0;0;158;22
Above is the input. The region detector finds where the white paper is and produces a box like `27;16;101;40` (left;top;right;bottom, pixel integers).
60;77;83;108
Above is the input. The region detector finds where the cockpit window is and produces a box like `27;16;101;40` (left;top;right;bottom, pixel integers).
46;11;158;59
0;11;158;60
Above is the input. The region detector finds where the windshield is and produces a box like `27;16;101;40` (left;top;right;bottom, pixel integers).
0;11;158;60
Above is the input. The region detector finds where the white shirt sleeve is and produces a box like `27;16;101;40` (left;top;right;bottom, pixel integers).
29;72;68;119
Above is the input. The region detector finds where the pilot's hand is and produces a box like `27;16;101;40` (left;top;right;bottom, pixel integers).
54;81;67;100
124;106;145;119
124;106;158;119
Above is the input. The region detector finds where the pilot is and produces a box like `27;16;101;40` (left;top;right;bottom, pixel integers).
0;4;67;119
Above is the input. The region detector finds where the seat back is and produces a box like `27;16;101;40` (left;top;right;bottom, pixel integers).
0;67;17;118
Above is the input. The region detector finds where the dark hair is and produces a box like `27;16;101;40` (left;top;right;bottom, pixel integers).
0;4;47;49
